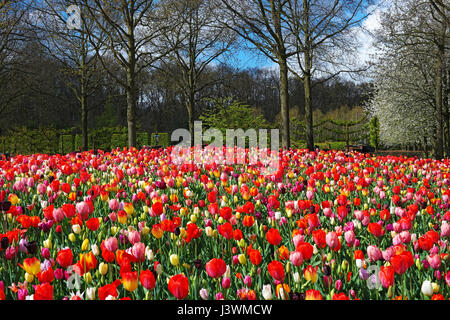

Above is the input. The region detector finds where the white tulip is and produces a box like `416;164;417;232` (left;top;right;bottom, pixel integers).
421;280;433;297
262;284;273;300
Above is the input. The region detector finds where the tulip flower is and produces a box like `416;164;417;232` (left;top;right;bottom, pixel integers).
168;274;189;300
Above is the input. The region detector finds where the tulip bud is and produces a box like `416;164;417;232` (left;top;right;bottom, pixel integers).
205;226;213;237
81;238;89;251
72;224;81;234
341;260;348;273
170;254;180;266
432;282;439;293
43;238;52;249
142;226;150;236
286;262;291;274
238;254;246;265
387;286;393;298
25;273;34;283
111;226;118;235
416;259;422;271
99;262;108;276
68;233;76;243
293;272;300;283
83;272;92;284
86;287;96;300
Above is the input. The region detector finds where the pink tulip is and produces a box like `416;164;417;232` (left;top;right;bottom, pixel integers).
399;231;411;243
427;254;441;270
37;183;47;195
326;232;339;249
323;207;332;218
53;208;65;223
109;199;120;211
76;201;90;220
222;277;231;289
382;247;395;262
131;242;146;262
104;237;118;252
289;251;303;267
108;211;117;222
244;275;252;288
367;245;382;262
441;222;450;237
128;231;141;245
344;230;355;246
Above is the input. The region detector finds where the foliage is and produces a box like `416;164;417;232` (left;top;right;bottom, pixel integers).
0;127;149;155
369;117;380;149
151;133;169;147
200;98;273;133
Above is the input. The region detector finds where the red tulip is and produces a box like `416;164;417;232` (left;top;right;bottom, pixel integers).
98;281;121;300
152;202;164;216
37;267;54;284
268;260;285;282
249;249;262;266
139;270;156;290
205;258;227;278
368;223;385;237
266;228;282;246
168;274;189;300
33;283;53;300
379;266;395;288
218;222;233;240
86;217;100;231
312;229;326;249
61;204;76;219
296;242;313;261
219;207;232;220
56;248;73;268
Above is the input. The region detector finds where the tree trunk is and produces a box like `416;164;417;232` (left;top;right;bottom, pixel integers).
434;42;444;159
81;93;88;151
279;57;290;149
304;54;313;151
80;31;88;152
187;90;195;147
445;59;449;157
127;67;137;148
127;21;137;149
303;0;314;151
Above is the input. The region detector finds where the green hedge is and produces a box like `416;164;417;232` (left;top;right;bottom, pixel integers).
151;132;169;147
0;127;150;155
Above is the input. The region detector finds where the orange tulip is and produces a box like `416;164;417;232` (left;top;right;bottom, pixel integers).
122;271;138;292
305;289;323;300
22;257;41;275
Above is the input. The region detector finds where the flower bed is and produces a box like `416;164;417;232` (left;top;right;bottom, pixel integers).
0;147;448;300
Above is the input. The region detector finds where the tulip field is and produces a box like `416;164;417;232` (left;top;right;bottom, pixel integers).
0;146;449;300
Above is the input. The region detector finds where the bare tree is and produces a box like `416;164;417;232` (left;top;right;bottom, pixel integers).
284;0;375;150
220;0;302;148
80;0;176;147
30;0;107;151
160;0;237;144
0;0;29;116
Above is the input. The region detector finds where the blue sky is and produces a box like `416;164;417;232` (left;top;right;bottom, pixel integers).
224;0;383;74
